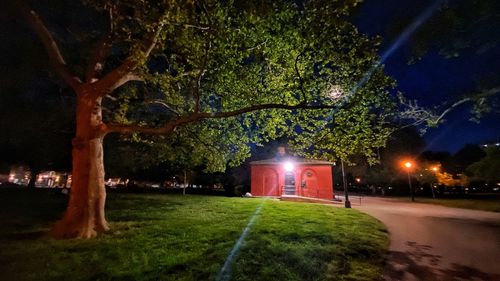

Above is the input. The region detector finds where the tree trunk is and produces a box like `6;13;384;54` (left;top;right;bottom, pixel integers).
51;93;109;239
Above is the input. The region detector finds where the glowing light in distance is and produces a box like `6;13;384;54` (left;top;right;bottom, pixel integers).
404;162;412;169
284;162;294;172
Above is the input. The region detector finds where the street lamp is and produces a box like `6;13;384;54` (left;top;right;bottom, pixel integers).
341;160;351;208
403;161;414;202
430;166;439;199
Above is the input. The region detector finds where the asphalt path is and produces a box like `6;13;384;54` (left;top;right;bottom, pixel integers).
349;196;500;281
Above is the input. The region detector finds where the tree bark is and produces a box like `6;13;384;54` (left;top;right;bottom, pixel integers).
51;92;109;239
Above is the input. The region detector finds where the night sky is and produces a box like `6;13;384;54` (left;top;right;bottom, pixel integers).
355;0;500;153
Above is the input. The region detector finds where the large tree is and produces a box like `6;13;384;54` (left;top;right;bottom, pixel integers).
10;0;395;238
466;146;500;184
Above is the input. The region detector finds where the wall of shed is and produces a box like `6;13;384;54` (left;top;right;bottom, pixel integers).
250;164;334;199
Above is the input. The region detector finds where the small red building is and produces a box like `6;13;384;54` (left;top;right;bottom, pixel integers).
250;158;334;200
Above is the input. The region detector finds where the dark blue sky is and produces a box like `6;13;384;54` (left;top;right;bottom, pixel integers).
355;0;500;153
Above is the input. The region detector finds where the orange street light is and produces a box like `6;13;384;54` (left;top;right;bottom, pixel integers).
430;165;439;199
403;160;414;202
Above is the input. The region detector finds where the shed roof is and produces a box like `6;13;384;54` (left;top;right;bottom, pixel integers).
250;157;334;166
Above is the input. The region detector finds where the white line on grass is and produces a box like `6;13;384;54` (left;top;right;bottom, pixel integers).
216;198;266;281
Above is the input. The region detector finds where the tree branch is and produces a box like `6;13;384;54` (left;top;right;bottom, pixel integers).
91;22;165;97
432;97;471;125
177;23;210;30
86;34;111;82
192;2;212;113
193;40;211;113
433;86;499;124
294;50;308;103
146;100;180;116
105;123;176;135
15;0;81;89
400;86;500;128
110;73;144;89
105;101;337;136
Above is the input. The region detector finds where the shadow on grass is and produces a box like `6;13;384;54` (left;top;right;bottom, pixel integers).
0;231;46;241
0;189;67;240
107;195;185;210
0;189;68;220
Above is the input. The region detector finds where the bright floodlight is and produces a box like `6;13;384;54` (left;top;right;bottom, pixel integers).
284;161;294;172
404;161;412;169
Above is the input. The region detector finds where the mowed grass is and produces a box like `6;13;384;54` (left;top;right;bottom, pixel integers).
414;197;500;212
0;189;388;281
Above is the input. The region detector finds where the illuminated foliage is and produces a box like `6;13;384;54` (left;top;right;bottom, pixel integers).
78;0;397;170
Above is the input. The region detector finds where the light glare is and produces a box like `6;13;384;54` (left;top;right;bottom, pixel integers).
284;162;294;172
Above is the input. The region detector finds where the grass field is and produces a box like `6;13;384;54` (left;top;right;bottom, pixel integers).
414;197;500;212
0;189;388;281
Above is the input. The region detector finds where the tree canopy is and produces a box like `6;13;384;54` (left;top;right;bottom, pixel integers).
10;0;396;171
466;146;500;183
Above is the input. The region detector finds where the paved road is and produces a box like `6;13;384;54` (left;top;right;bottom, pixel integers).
350;196;500;281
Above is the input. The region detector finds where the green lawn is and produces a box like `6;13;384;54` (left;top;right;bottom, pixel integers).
0;189;388;281
414;197;500;212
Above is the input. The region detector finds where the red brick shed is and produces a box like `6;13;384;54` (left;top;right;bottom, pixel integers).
250;158;334;200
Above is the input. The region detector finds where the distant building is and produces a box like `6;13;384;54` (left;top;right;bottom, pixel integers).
8;166;31;186
250;157;335;200
35;171;71;188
